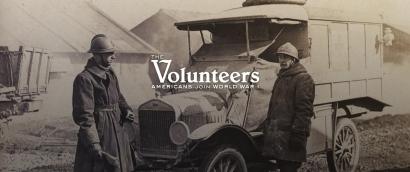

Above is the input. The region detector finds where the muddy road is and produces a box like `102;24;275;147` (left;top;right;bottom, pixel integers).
1;113;410;172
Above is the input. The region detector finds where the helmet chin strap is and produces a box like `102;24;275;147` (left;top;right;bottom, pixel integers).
287;58;295;66
93;54;109;68
92;54;102;64
291;57;298;65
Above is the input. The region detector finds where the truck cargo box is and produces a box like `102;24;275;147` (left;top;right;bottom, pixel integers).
0;46;51;97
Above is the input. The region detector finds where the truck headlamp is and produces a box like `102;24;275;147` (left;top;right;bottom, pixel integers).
169;121;190;145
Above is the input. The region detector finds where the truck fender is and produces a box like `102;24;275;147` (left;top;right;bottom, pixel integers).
189;123;225;140
189;123;260;158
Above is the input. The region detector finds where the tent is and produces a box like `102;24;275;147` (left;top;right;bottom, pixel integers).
0;0;157;53
0;0;160;117
131;9;209;67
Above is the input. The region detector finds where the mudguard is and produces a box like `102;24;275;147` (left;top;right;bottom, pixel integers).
189;123;262;159
189;123;226;140
189;123;259;147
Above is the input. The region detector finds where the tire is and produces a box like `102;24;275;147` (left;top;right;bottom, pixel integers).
199;146;248;172
327;118;360;172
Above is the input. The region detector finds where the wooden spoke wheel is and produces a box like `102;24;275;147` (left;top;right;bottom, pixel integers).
327;118;360;172
200;146;247;172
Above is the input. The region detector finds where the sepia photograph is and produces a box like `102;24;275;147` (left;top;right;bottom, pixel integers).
0;0;410;171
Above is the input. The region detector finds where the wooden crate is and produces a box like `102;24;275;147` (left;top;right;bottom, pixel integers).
0;46;51;96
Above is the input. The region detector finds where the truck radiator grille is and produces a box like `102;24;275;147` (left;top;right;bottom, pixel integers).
139;110;177;157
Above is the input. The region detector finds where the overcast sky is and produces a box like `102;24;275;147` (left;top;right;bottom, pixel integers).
93;0;410;30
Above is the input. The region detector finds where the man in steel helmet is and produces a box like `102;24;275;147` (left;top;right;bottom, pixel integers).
262;42;315;172
72;34;135;172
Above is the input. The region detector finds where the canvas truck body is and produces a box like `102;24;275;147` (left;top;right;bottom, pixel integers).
132;4;390;172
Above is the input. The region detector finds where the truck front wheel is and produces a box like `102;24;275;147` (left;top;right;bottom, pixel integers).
199;146;248;172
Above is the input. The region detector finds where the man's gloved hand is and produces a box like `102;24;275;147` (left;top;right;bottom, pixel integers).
125;110;135;122
91;143;103;159
289;131;306;151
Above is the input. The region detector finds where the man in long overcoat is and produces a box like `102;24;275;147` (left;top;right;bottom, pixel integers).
262;42;315;172
72;34;135;172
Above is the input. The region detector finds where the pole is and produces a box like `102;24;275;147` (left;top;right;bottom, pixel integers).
242;67;256;127
200;30;205;45
187;25;192;65
188;25;192;58
245;21;251;62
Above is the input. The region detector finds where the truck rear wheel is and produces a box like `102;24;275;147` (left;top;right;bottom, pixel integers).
199;146;247;172
327;118;360;172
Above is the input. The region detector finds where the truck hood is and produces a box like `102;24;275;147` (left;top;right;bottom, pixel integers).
160;91;227;119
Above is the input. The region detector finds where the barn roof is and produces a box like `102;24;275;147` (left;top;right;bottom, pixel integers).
0;0;158;53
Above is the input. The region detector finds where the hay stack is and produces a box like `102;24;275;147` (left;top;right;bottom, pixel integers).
242;0;307;7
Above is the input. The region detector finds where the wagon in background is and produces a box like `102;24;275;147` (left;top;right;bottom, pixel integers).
0;46;51;136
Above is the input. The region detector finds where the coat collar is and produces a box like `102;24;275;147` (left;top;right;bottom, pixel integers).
278;63;307;78
85;58;112;80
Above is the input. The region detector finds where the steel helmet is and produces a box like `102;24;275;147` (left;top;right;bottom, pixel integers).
276;42;299;62
88;34;115;53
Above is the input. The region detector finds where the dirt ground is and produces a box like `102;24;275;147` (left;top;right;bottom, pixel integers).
1;113;410;172
299;114;410;172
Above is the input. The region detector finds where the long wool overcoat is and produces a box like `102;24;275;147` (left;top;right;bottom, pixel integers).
262;62;315;162
72;58;134;172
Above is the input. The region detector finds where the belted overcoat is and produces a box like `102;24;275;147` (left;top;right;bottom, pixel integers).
72;58;134;172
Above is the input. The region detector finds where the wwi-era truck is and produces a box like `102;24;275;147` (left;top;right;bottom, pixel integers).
131;2;391;172
0;46;51;136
